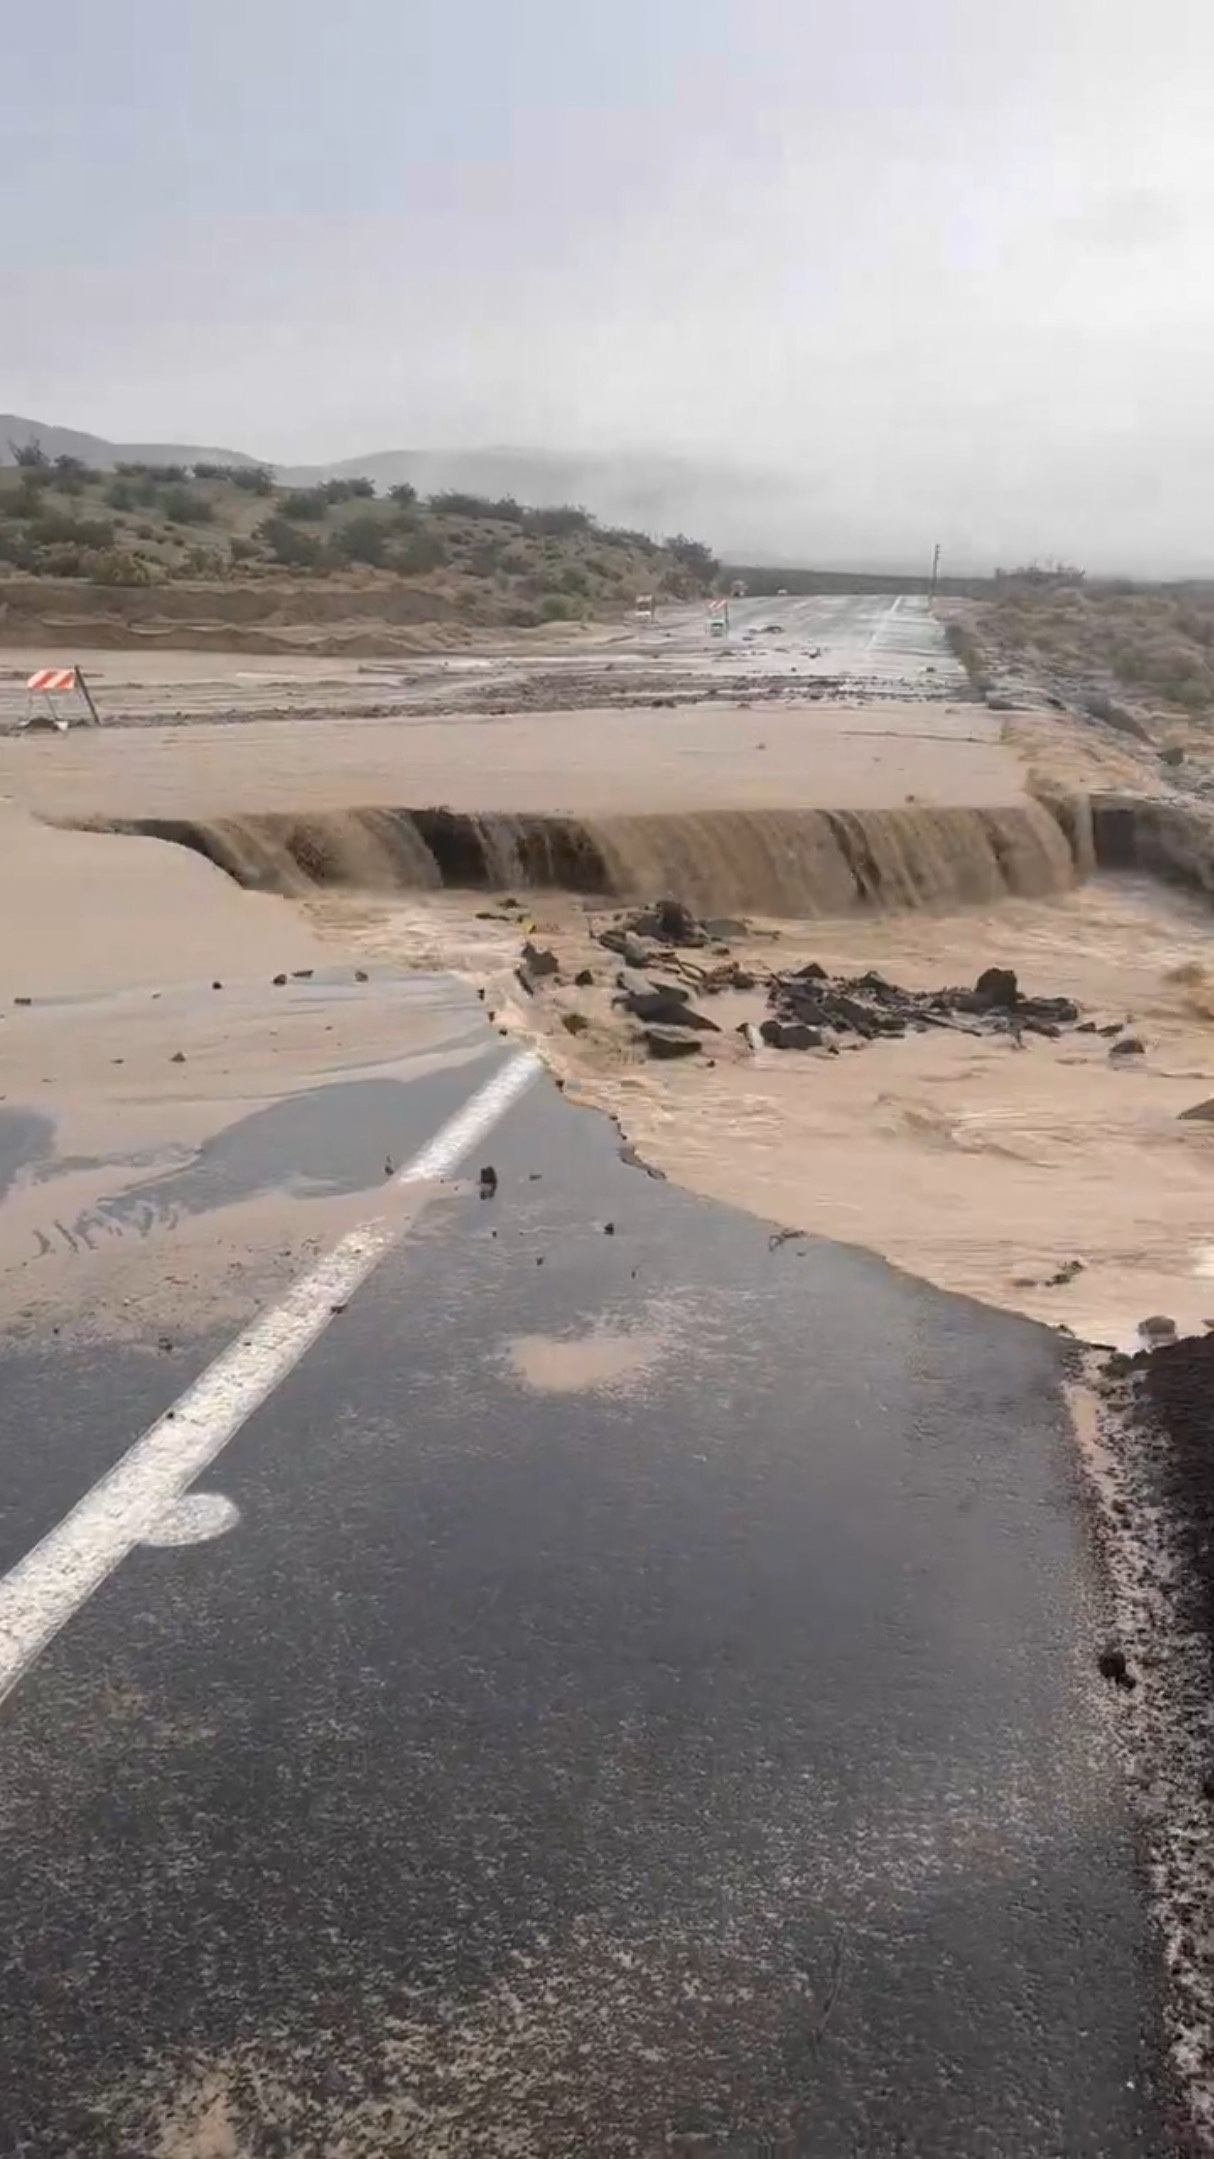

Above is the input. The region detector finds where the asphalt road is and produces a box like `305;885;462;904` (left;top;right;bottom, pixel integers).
641;592;964;693
0;988;1172;2156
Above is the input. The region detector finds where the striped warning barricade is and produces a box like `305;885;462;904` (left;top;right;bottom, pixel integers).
26;668;78;692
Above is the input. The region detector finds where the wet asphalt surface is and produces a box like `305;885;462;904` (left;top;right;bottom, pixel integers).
0;1000;1173;2155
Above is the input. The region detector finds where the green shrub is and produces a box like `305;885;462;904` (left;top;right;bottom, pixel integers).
393;532;447;574
558;565;589;595
540;592;571;621
389;481;418;505
329;513;386;566
106;479;136;511
228;536;258;565
278;488;329;521
428;490;525;522
230;465;275;494
256;515;323;567
92;548;157;586
525;504;592;537
161;486;215;525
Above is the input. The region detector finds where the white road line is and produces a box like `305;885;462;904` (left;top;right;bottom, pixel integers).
865;594;904;651
0;1049;542;1707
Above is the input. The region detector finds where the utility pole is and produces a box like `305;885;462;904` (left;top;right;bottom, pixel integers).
929;543;941;604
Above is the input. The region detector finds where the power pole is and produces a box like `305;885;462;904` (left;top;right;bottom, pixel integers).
929;543;941;603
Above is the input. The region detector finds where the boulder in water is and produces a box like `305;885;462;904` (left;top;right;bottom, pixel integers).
760;1018;823;1051
642;1026;704;1060
520;942;560;980
1180;1098;1214;1122
617;987;719;1031
1110;1036;1146;1059
974;966;1019;1009
626;898;705;947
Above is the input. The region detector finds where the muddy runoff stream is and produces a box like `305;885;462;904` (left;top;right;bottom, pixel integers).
66;788;1214;1352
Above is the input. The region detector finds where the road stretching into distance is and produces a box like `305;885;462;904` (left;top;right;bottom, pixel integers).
0;597;1175;2153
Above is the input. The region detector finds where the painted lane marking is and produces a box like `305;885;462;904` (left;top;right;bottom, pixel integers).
0;1050;542;1706
865;594;904;651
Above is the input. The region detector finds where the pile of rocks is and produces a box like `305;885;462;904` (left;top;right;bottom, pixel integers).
758;961;1081;1052
582;902;1091;1059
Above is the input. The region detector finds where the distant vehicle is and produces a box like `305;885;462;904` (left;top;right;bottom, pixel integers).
635;593;656;621
776;587;789;596
730;578;747;598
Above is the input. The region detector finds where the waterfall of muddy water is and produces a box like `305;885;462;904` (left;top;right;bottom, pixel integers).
77;799;1080;915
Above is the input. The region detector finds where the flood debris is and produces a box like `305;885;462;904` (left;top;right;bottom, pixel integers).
478;1165;498;1198
1180;1098;1214;1122
762;959;1082;1051
642;1026;704;1060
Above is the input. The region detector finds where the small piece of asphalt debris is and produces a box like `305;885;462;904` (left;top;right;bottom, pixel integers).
1098;1648;1135;1689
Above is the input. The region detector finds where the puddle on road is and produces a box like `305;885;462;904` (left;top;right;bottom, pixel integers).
505;1320;668;1396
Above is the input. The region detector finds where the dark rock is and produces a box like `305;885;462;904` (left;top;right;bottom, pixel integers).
212;980;223;991
561;1011;590;1035
514;968;536;997
603;1221;616;1235
170;1050;186;1064
1109;1037;1146;1058
642;1026;704;1060
829;995;880;1038
574;968;594;987
599;927;655;967
1138;1314;1177;1341
702;916;749;939
628;898;705;946
1097;1022;1124;1037
292;968;314;979
974;966;1019;1009
1021;995;1080;1025
617;987;719;1031
520;941;560;979
789;961;828;982
1076;1020;1097;1033
354;969;369;982
272;973;288;986
776;987;830;1027
13;996;31;1007
1180;1098;1214;1122
478;1165;498;1198
1097;1647;1135;1690
759;1018;823;1050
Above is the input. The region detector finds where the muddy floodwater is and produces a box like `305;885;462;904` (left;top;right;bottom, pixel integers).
307;874;1214;1349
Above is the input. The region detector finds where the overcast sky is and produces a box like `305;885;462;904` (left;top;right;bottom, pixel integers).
6;0;1214;571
